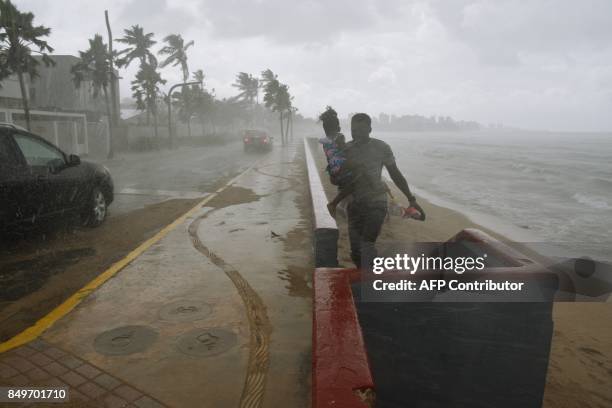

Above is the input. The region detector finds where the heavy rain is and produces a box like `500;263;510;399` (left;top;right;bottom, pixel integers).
1;1;611;407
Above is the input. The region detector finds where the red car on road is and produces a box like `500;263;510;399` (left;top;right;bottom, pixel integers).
243;130;273;152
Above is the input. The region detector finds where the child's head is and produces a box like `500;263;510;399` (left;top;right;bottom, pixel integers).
319;106;341;137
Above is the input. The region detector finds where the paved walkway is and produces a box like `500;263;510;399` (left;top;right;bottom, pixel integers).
0;140;312;407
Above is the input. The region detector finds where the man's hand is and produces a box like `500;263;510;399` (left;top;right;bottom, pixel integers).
409;201;426;221
386;164;423;220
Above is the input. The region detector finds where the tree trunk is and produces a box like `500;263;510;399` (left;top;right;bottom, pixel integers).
16;70;31;131
153;109;159;150
279;111;285;146
187;117;192;138
285;110;290;143
103;85;114;159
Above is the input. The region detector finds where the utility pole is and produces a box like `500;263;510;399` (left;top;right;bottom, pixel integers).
104;10;118;158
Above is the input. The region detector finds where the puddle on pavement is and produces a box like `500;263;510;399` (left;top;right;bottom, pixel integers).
205;186;261;208
278;265;313;298
0;248;96;302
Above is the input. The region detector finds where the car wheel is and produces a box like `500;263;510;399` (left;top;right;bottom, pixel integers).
83;187;107;227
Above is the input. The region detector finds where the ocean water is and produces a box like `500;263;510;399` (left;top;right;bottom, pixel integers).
379;130;612;262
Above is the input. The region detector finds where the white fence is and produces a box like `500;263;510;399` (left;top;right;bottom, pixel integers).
0;108;107;157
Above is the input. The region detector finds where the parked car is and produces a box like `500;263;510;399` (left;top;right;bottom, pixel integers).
243;130;273;152
0;123;114;229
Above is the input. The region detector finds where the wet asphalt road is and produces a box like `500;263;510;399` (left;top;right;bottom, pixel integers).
103;140;262;217
0;140;270;340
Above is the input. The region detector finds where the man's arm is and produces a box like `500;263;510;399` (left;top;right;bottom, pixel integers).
386;163;416;204
386;163;426;220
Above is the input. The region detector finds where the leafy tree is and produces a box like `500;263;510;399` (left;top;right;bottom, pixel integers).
232;72;260;127
0;0;55;130
131;60;166;144
158;34;193;82
188;70;215;137
232;72;259;104
115;24;156;68
71;34;115;157
261;69;292;145
116;25;157;124
171;83;198;138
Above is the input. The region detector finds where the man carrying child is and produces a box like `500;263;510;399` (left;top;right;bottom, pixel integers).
319;108;425;268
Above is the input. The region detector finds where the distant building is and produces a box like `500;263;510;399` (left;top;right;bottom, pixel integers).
29;55;120;118
0;55;120;120
0;75;24;110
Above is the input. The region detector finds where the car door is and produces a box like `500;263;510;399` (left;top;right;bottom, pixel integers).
11;132;70;219
0;131;48;225
0;133;26;226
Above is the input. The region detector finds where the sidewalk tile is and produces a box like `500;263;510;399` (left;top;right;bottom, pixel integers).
69;388;90;402
133;396;165;408
14;346;36;358
75;363;102;379
3;356;35;373
79;381;107;399
43;361;69;376
7;373;29;386
60;370;87;387
0;363;18;379
25;367;51;382
114;385;142;402
43;347;67;360
58;354;84;369
103;393;130;408
28;339;50;352
29;352;54;367
95;373;121;390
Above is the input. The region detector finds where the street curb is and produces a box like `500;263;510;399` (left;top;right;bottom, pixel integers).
303;138;339;267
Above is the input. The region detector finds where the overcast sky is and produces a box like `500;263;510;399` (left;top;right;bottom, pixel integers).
18;0;612;131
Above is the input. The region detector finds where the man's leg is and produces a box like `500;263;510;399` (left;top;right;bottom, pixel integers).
358;204;387;269
347;202;365;267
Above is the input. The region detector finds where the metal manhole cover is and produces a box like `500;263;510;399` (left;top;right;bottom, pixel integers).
158;300;212;322
176;328;237;357
94;325;158;356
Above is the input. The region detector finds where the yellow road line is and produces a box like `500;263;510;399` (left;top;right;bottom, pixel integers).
0;163;258;353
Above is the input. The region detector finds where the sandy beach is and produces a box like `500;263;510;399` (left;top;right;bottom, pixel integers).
310;139;612;408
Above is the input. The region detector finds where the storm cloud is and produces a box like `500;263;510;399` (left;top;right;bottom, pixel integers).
17;0;612;131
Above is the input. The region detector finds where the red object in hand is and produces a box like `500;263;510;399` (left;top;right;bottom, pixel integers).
403;206;422;219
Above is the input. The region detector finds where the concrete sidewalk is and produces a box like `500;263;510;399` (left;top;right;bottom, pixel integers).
0;141;313;407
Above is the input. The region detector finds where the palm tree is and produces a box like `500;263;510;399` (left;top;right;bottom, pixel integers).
232;72;259;104
190;70;214;137
232;72;260;126
171;83;198;138
158;34;193;82
193;69;205;85
72;34;115;158
261;69;292;145
131;60;166;146
115;25;156;68
0;0;55;131
116;25;157;124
